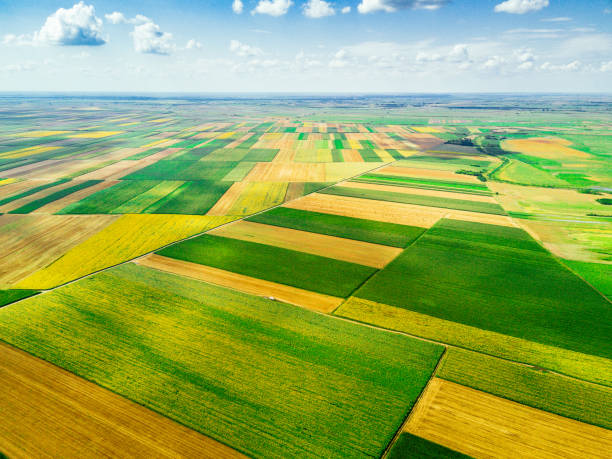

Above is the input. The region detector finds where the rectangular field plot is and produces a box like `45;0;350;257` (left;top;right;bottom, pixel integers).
0;342;244;459
404;378;611;459
387;433;469;459
353;173;492;194
0;264;444;459
352;219;612;360
157;233;377;297
123;160;238;181
321;186;506;215
247;206;425;248
209;220;402;268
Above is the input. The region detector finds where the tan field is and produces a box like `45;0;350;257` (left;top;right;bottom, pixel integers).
341;149;365;162
273;148;295;162
400;132;445;150
206;182;250;215
377;165;481;183
445;210;516;227
0;342;245;459
284;193;445;227
501;137;590;160
343;181;497;203
284;182;306;201
405;378;612;459
0;214;117;287
31;181;117;214
245;162;327;181
135;254;343;313
0;179;47;201
209;220;402;268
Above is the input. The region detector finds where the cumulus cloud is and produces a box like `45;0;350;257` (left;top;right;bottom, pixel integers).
2;34;32;46
186;39;202;50
342;6;351;13
105;11;127;24
540;60;581;71
304;0;335;17
34;2;105;46
494;0;549;14
233;0;244;14
230;39;263;57
252;0;293;16
357;0;449;14
131;18;174;54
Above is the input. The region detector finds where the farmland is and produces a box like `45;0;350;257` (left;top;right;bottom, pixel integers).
0;94;610;458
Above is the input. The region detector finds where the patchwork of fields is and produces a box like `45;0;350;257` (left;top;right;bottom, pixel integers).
0;96;610;458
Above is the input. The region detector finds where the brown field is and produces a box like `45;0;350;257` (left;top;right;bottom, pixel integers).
284;182;306;201
2;160;65;179
0;342;244;459
135;254;343;313
344;181;497;203
342;149;365;162
377;165;481;183
0;179;45;200
405;378;612;459
209;220;401;268
284;193;445;227
501;137;590;160
32;180;118;214
0;214;117;287
400;132;445;150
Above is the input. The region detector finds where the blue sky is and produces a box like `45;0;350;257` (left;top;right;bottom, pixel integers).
1;0;611;92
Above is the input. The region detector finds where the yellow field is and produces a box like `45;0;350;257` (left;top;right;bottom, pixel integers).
0;215;117;288
15;214;236;289
67;131;124;139
245;162;327;181
0;342;244;459
0;178;18;187
222;182;288;216
501;137;590;160
0;145;61;159
335;297;612;386
135;254;343;313
209;220;402;268
13;130;70;137
411;126;447;133
405;378;611;459
285;193;445;227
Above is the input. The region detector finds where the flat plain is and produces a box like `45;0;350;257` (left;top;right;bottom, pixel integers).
0;94;610;458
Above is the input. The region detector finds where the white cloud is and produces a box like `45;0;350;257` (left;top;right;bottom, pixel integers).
233;0;244;14
541;16;571;22
230;39;263;57
357;0;449;14
342;6;351;13
304;0;335;18
34;2;105;46
186;39;202;50
105;11;127;24
131;19;174;55
540;60;582;71
252;0;293;16
2;34;32;46
494;0;549;14
600;61;612;71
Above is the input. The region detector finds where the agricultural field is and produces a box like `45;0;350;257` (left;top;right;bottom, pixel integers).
0;94;610;458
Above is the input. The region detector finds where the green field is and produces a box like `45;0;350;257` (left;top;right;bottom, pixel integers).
123;160;238;181
9;180;102;214
144;181;232;214
157;233;377;297
353;219;612;359
437;348;612;429
58;180;161;214
387;433;471;459
0;178;70;207
247;207;425;247
0;263;443;458
321;186;506;215
562;259;612;300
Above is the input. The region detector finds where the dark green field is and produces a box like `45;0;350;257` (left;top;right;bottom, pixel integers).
158;233;377;297
354;219;612;358
9;180;102;214
387;433;471;459
352;173;491;193
247;207;425;247
145;181;232;214
0;289;38;308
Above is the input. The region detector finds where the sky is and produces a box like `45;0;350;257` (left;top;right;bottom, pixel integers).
0;0;611;92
